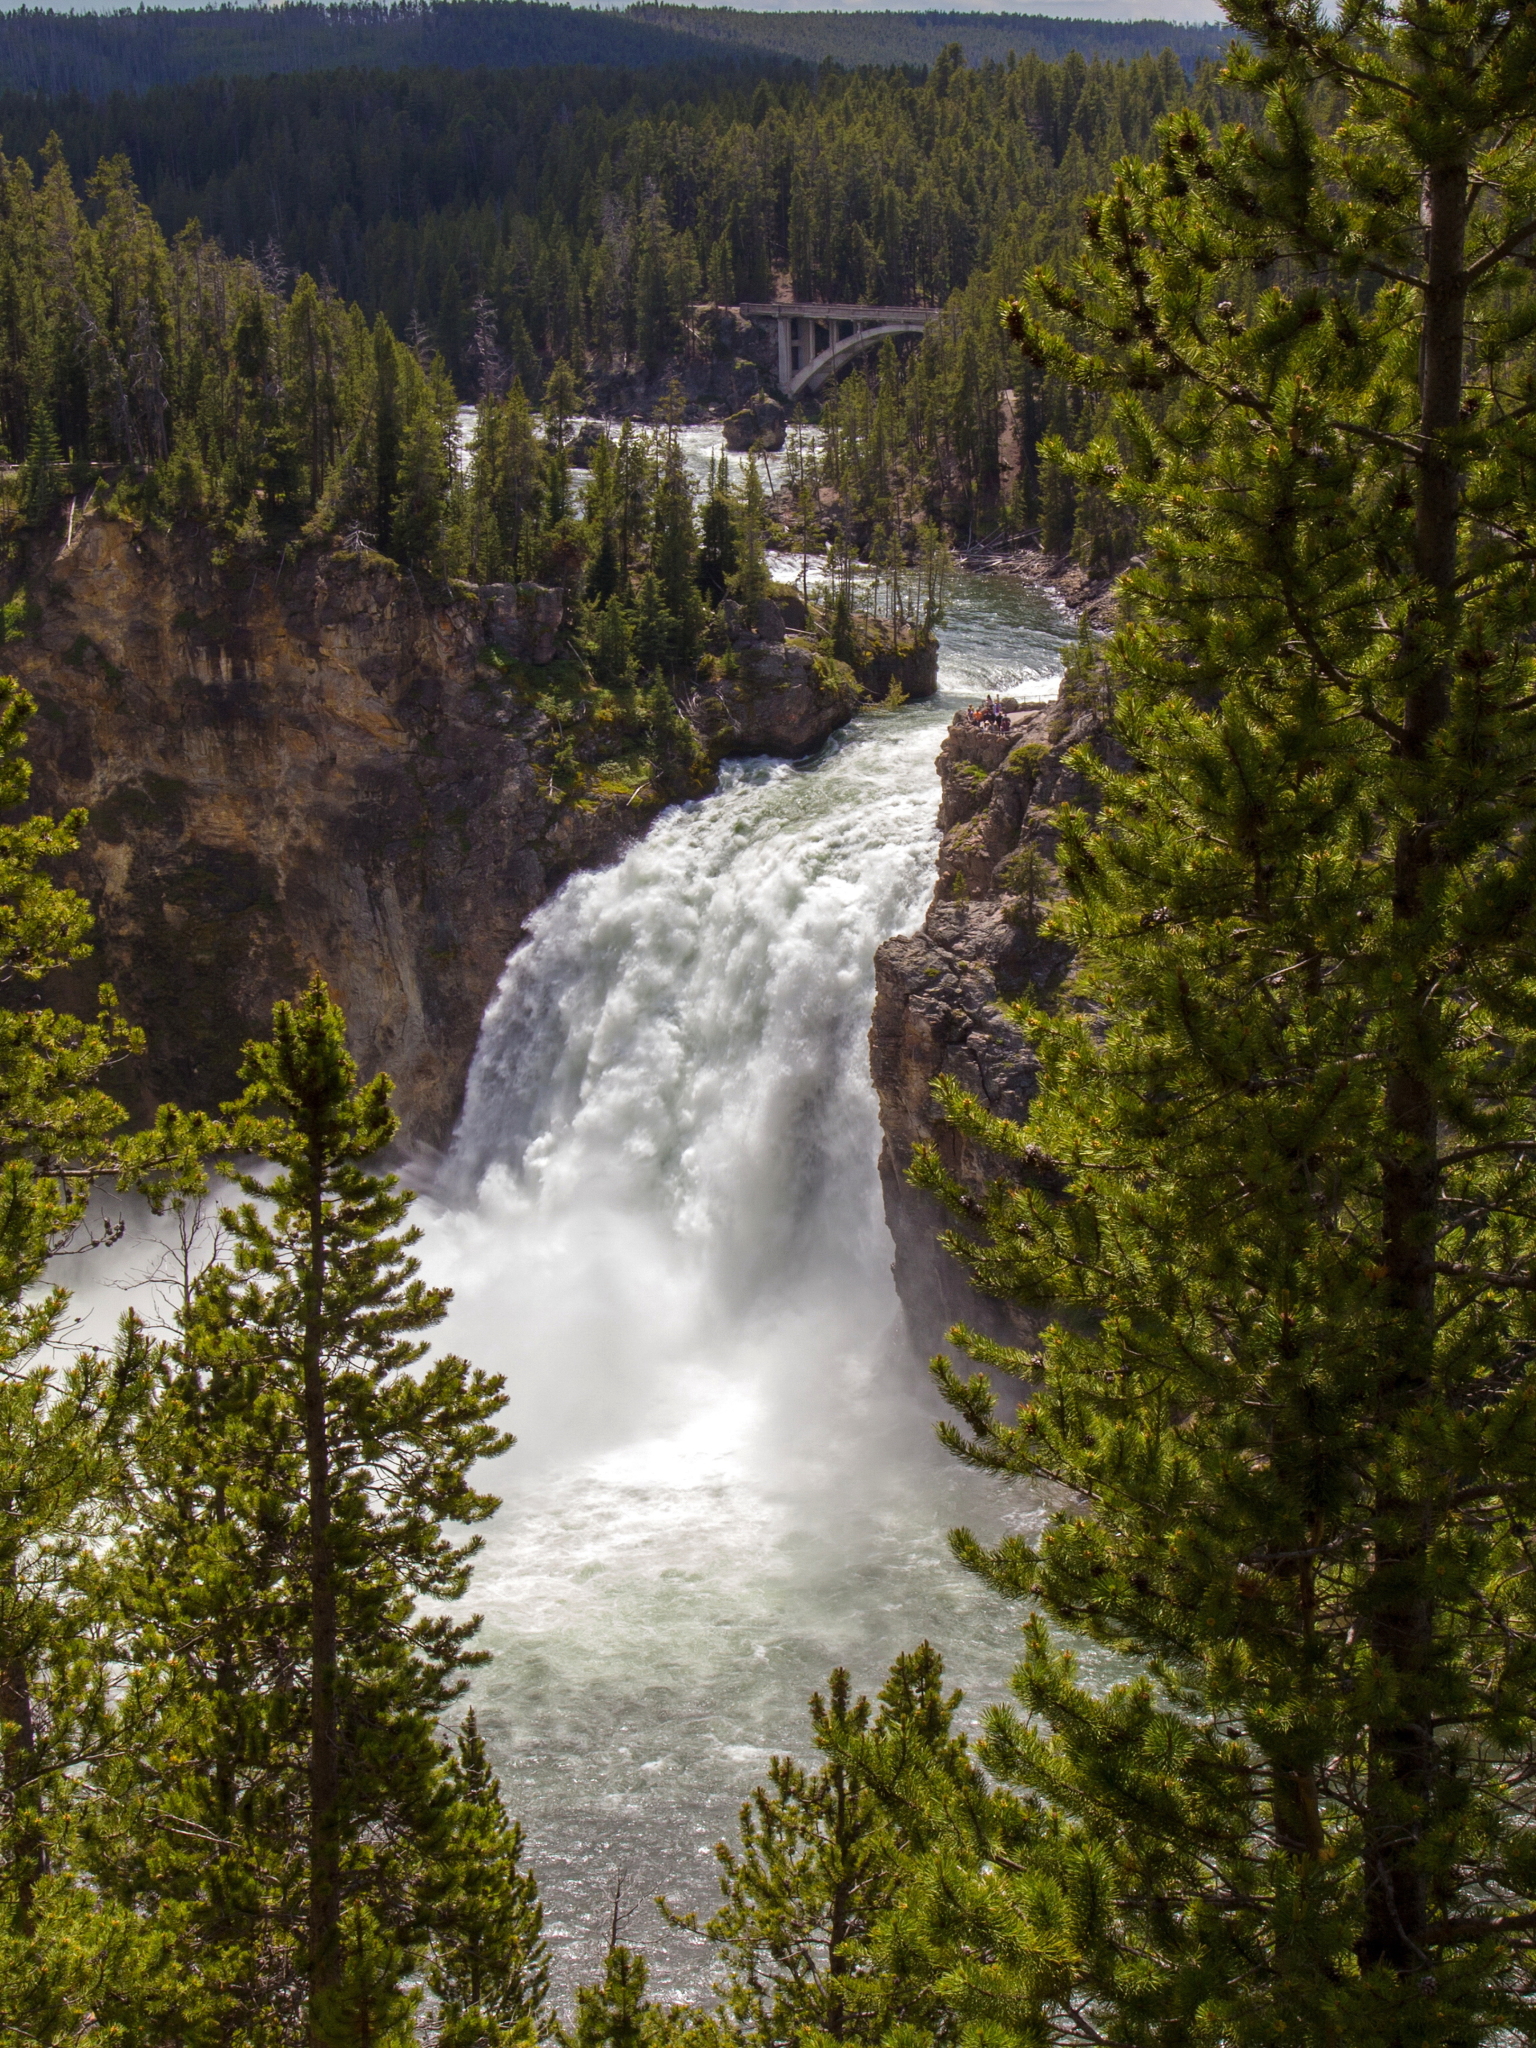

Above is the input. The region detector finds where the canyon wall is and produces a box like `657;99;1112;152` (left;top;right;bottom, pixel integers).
869;691;1113;1351
5;510;857;1146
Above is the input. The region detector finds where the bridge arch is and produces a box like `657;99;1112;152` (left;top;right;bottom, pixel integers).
736;302;944;400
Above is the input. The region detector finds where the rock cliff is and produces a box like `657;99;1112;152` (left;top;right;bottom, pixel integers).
4;510;858;1146
869;691;1112;1350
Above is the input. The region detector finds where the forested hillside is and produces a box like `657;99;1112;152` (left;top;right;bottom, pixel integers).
634;4;1233;68
0;0;743;97
0;0;1231;98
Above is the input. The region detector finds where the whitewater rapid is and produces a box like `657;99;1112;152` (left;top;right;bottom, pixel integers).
414;499;1077;1997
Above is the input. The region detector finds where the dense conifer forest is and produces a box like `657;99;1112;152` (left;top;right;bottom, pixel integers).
0;1;751;97
0;0;1232;98
633;4;1233;70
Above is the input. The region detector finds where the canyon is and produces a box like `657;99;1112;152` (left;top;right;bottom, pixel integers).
4;476;1086;1353
51;490;1075;1995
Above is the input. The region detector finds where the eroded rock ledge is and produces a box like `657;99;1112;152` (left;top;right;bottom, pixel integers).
869;694;1115;1352
6;511;858;1146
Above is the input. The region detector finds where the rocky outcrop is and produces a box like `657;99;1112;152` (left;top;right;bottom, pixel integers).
703;633;860;758
869;693;1113;1351
5;510;858;1146
854;632;939;702
722;394;786;452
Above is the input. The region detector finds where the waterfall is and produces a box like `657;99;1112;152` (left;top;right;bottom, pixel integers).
414;565;1074;1997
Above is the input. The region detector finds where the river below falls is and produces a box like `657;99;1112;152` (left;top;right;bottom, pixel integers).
416;440;1084;1999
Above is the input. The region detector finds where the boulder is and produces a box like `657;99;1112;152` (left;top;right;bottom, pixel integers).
568;421;607;468
769;584;810;630
722;394;787;452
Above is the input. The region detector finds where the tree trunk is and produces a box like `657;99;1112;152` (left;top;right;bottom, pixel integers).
0;1645;42;1934
303;1130;342;2039
1360;150;1469;1992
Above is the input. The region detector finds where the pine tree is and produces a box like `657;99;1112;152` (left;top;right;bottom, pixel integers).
0;678;209;2033
664;1649;972;2047
391;368;456;572
210;978;512;2042
540;359;584;526
731;457;771;611
469;383;544;583
696;456;739;602
905;1;1536;2041
98;1284;313;2040
18;399;61;525
570;1945;657;2048
633;571;676;681
426;1710;549;2048
650;432;703;667
588;596;637;692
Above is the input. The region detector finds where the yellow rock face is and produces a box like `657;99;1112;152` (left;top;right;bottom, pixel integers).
9;513;563;1146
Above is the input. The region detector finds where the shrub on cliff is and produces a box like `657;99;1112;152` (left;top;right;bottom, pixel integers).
902;0;1536;2038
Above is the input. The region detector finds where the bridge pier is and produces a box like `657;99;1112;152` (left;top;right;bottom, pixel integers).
736;302;943;400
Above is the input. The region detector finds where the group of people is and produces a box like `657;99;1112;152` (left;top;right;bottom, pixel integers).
965;695;1013;732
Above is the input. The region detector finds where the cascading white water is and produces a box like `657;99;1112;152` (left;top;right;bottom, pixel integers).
413;504;1082;1997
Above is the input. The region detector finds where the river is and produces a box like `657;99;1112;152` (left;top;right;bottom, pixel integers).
412;427;1078;1998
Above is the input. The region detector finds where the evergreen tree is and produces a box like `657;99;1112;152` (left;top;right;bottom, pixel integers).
540;359;583;526
102;1289;310;2034
633;571;676;680
731;458;771;611
588;596;637;692
906;1;1536;2040
0;677;209;2033
18;399;61;525
392;366;457;572
206;979;512;2041
665;1648;973;2046
650;432;703;667
570;1945;658;2048
426;1710;549;2048
696;456;739;602
468;382;544;583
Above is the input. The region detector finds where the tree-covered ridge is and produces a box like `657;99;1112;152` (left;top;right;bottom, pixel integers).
0;1;750;100
0;0;1232;102
635;4;1234;71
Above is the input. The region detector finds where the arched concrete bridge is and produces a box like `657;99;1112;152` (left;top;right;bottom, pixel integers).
737;302;944;399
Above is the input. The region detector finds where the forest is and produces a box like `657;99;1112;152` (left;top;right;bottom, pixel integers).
631;5;1234;71
0;2;751;98
6;0;1536;2040
0;0;1232;98
0;38;1241;570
